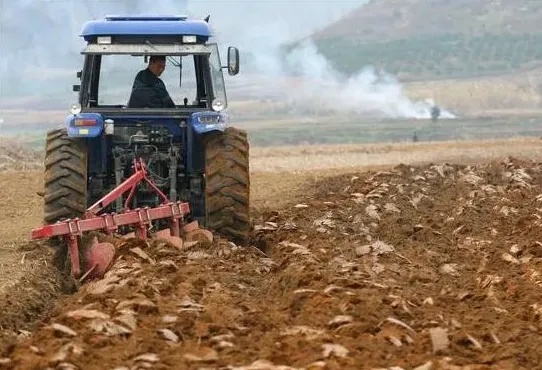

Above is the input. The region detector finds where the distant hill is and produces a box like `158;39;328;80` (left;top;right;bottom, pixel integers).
305;0;542;80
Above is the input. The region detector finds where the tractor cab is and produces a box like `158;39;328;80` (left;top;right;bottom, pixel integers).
69;14;239;136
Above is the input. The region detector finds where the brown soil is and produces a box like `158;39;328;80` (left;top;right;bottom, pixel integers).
0;170;69;357
0;171;44;246
1;156;542;369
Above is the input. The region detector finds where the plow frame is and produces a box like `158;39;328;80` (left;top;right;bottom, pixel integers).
31;158;192;278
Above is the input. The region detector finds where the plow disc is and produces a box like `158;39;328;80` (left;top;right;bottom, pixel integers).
83;237;116;280
31;158;212;281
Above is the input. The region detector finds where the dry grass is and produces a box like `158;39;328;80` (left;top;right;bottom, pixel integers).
405;75;542;114
0;141;43;172
1;109;65;125
250;137;542;172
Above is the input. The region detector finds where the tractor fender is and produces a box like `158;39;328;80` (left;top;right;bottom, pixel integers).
64;112;104;137
190;111;228;135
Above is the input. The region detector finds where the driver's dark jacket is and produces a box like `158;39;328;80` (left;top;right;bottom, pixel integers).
127;68;175;108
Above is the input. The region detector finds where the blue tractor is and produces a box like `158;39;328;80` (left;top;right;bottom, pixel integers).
43;15;250;244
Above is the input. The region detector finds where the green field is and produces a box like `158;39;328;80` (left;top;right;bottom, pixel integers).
244;117;542;146
312;33;542;80
4;117;542;150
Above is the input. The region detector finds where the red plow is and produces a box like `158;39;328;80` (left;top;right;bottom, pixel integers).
31;158;212;281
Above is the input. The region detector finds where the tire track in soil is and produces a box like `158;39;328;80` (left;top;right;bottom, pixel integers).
2;157;542;369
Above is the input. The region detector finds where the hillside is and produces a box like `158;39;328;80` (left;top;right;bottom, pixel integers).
307;0;542;80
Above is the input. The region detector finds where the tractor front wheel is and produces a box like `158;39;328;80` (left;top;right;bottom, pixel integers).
204;127;250;243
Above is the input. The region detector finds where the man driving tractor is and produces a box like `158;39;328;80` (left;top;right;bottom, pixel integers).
127;55;176;108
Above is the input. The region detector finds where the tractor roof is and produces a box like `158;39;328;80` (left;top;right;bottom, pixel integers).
80;15;212;42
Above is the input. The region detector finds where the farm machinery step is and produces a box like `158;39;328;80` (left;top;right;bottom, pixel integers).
31;158;212;281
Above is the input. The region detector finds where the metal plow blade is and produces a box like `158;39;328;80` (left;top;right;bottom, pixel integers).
82;236;116;281
153;228;184;249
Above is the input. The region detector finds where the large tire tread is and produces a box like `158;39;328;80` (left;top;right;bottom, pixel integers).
43;128;88;225
204;127;250;243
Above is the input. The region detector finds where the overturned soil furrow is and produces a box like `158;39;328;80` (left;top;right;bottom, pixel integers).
0;243;70;358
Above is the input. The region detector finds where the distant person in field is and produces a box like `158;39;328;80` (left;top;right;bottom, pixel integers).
431;104;441;122
127;55;176;108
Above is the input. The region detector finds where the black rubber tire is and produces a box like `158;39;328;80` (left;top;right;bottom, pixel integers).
204;127;250;243
43;128;88;224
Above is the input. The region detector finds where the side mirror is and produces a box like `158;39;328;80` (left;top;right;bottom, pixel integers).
73;84;81;92
227;46;240;76
76;70;82;79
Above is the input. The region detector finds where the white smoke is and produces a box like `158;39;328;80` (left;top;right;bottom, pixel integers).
279;40;456;119
222;39;456;119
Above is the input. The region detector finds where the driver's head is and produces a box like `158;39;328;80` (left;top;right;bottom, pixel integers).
148;55;166;77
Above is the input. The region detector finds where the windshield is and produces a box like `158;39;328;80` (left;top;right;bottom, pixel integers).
97;54;198;107
90;44;227;109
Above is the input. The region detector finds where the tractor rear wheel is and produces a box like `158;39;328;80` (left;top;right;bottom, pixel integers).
43;128;88;225
204;127;250;243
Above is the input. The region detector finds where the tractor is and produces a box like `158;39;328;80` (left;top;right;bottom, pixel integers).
36;14;250;279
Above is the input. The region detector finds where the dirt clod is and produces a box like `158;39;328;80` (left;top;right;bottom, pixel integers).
429;327;450;353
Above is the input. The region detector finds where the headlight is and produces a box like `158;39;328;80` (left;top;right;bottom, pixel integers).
104;119;115;135
182;35;197;43
211;98;224;112
97;36;112;44
70;104;82;115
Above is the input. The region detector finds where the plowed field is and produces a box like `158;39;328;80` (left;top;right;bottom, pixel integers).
1;138;542;370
